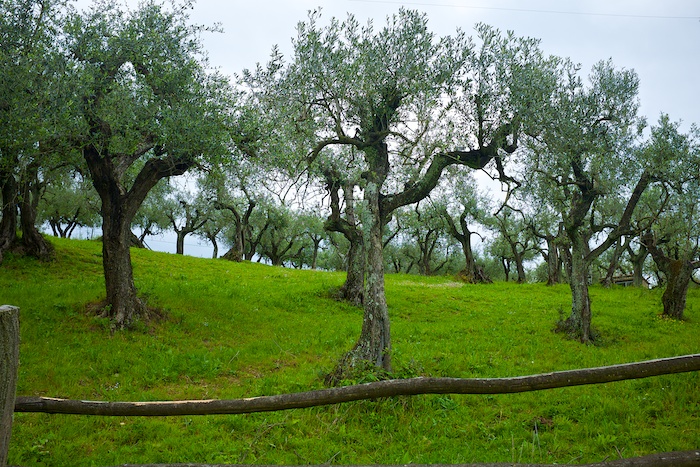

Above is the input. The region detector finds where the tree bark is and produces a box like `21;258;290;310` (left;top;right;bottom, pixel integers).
217;200;255;262
324;175;364;305
329;144;392;382
461;236;477;281
601;238;626;288
514;251;527;284
101;196;146;328
501;257;511;282
15;354;700;416
339;236;365;306
18;173;53;261
644;233;697;320
206;232;219;259
545;235;562;285
0;172;18;264
561;230;592;342
660;260;692;319
0;305;20;467
338;178;391;374
628;241;649;288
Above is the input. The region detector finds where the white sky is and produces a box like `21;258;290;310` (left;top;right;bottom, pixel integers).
182;0;700;130
72;0;700;257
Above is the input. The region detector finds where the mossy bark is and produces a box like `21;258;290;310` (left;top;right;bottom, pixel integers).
0;173;18;264
660;259;692;320
561;231;592;343
329;178;391;384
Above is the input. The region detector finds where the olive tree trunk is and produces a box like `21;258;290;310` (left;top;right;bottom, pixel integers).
645;233;698;320
18;171;53;261
329;179;391;383
101;197;146;328
0;173;18;264
660;261;693;319
560;231;592;342
324;174;365;306
339;235;365;306
545;235;562;285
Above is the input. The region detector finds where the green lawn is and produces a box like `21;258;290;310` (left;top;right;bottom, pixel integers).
2;237;699;466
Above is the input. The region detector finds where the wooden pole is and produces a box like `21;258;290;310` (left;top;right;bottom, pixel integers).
0;305;19;467
102;450;700;466
14;353;700;417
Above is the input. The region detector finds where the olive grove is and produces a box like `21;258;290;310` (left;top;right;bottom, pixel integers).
2;0;698;354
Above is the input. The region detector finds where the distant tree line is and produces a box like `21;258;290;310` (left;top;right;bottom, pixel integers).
2;0;698;379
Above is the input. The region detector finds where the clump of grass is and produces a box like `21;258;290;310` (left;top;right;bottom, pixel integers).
2;236;699;465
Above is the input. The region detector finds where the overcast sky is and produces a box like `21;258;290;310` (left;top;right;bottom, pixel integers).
72;0;700;256
175;0;700;130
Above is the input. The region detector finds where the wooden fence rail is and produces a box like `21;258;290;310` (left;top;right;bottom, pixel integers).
3;304;700;467
101;449;700;466
14;353;700;417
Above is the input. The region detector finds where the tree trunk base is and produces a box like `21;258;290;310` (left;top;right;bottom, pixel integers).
456;266;492;284
86;299;167;331
220;247;243;262
1;235;54;263
330;283;364;307
554;312;598;344
324;347;391;387
21;230;55;262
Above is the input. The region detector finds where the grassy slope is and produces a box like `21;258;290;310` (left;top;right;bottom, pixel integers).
2;237;698;466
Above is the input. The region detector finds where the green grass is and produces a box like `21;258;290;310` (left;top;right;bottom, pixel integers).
2;236;699;466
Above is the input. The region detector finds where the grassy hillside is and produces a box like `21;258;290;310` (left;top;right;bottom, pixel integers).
2;237;699;466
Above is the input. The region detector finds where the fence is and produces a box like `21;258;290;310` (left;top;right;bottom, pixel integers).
2;305;700;466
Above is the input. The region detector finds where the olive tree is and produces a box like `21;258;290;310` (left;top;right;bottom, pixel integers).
642;116;700;320
523;60;656;342
163;187;211;256
38;169;101;238
64;1;232;328
486;207;538;283
0;0;71;262
436;171;492;283
275;9;555;378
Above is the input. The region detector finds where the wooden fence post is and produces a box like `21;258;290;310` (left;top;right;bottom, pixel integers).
0;305;19;467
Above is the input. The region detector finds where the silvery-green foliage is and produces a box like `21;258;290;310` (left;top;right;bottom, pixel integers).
523;59;645;219
645;116;700;260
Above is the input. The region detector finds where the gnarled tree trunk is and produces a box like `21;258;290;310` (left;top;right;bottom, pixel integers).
0;172;18;264
644;232;698;320
339;237;365;305
18;162;53;261
601;238;626;288
560;230;592;343
328;147;391;383
545;235;562;285
324;174;364;306
101;196;146;328
628;240;649;288
660;260;693;320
